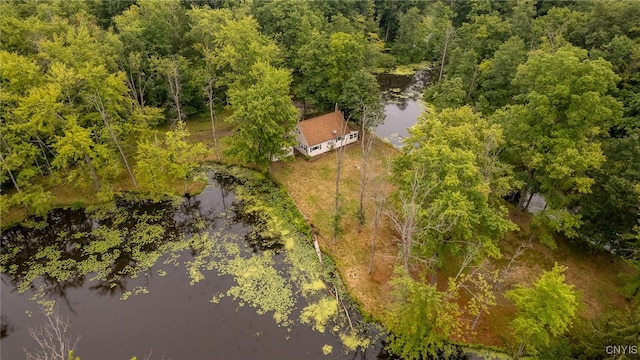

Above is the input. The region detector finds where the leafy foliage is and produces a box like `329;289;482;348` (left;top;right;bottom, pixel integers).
135;122;207;197
52;116;116;194
391;106;516;272
491;44;623;243
224;62;298;170
506;264;580;357
383;269;461;360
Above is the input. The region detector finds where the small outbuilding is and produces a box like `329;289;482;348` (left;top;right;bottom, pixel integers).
293;110;358;157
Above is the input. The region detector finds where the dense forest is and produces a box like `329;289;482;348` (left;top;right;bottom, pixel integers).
1;0;639;359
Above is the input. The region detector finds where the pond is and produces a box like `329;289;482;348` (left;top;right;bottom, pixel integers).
1;167;386;360
375;68;432;147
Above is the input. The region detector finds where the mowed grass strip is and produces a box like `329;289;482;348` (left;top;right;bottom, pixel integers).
272;134;636;352
272;135;400;315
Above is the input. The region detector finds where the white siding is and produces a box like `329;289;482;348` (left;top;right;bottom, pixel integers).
293;126;309;155
272;146;294;162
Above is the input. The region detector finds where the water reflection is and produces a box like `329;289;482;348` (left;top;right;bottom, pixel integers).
376;68;432;147
1;198;187;301
0;171;378;359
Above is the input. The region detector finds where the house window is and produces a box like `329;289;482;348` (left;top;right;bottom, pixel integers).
295;127;301;134
337;136;343;141
300;143;307;151
349;133;357;139
310;144;321;152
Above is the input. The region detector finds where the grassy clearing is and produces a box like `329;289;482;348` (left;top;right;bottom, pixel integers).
271;135;636;353
460;208;636;349
272;135;401;316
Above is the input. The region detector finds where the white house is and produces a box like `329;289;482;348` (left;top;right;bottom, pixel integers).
293;110;358;157
271;145;294;162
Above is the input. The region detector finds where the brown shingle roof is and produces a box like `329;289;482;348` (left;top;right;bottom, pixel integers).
297;111;350;146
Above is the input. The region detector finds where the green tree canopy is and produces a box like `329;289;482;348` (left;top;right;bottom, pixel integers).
51;115;116;194
390;7;430;64
250;0;322;67
392;106;516;272
492;45;622;233
295;31;365;112
384;269;461;360
224;62;298;171
135;122;207;198
506;264;580;357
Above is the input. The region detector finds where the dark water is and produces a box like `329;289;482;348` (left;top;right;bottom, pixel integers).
0;174;384;360
375;69;432;147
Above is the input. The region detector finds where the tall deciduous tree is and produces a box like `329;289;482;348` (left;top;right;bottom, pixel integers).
187;7;234;161
391;7;430;64
384;269;461;360
506;264;579;358
114;0;187;58
135;122;207;198
52;116;115;194
152;55;189;126
423;76;467;110
575;127;640;255
391;106;516;274
224;62;298;171
492;44;622;238
114;0;193;114
295;31;366;112
208;14;280;90
476;36;528;113
250;0;321;68
338;69;385;232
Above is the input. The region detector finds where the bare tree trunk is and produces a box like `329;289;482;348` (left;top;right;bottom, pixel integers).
517;170;535;211
384;21;391;42
470;308;483;332
333;152;344;244
516;341;527;359
516;186;527;211
357;119;374;233
332;119;349;244
523;191;535;211
368;158;389;274
0;150;21;192
164;56;183;127
403;232;411;273
83;152;101;192
171;59;182;124
137;65;148;109
124;63;142;108
368;212;379;274
33;153;44;177
35;134;53;174
92;93;138;189
121;54;150;109
387;168;428;273
438;25;455;82
467;64;479;100
206;80;220;161
369;190;386;274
